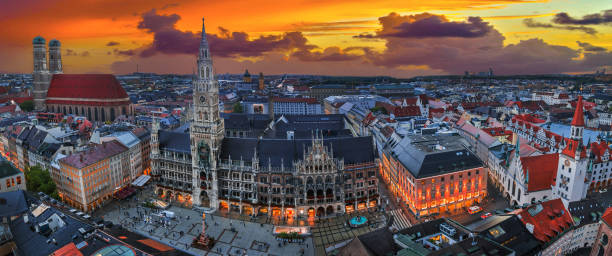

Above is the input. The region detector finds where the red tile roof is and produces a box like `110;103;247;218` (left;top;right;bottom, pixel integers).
602;207;612;228
393;106;421;117
520;153;559;192
46;74;129;102
516;199;574;243
50;242;83;256
481;127;512;138
362;112;376;126
590;141;610;163
561;138;587;159
514;113;546;124
0;105;17;113
571;96;585;126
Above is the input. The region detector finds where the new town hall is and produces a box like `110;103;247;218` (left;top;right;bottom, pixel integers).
150;19;379;218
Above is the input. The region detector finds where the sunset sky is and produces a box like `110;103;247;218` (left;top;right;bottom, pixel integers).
1;0;610;77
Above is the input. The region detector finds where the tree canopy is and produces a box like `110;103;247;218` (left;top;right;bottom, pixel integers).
25;165;59;199
19;100;34;112
232;102;244;113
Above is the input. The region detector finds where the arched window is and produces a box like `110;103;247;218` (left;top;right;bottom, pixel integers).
63;106;66;114
69;106;72;114
101;108;106;121
206;67;210;79
122;107;126;115
94;108;98;121
88;107;92;120
110;108;115;121
81;107;84;116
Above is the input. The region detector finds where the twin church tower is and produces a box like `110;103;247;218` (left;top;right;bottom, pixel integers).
32;37;63;111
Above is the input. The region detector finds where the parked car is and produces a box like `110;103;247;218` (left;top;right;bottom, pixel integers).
467;206;482;214
480;212;492;219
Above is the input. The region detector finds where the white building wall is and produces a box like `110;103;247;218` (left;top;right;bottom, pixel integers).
553;153;589;207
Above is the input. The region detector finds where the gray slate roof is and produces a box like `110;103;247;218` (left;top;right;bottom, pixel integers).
220;136;375;168
159;130;191;153
388;134;483;178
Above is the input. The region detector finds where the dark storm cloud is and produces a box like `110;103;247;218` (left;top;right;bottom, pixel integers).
134;9;317;58
208;29;315;58
576;41;607;52
354;13;492;39
106;41;120;46
552;9;612;25
112;10;612;76
386;16;492;38
362;12;612;75
523;18;597;35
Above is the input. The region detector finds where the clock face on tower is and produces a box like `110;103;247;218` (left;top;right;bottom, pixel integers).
200;96;206;103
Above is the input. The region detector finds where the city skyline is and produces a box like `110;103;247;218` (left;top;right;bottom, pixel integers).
0;0;610;77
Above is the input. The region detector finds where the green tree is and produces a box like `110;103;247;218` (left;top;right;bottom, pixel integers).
19;100;34;112
370;106;388;114
25;165;59;199
232;102;244;113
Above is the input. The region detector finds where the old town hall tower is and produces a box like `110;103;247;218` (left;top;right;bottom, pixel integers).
190;18;224;208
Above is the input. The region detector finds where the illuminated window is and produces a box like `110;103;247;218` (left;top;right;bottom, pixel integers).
488;225;506;238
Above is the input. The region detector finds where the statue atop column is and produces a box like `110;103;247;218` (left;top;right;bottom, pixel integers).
192;212;214;249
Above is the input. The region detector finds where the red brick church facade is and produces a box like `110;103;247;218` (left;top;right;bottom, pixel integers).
33;37;132;122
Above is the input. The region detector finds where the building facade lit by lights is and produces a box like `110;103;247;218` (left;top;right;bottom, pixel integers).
150;18;379;219
379;134;487;217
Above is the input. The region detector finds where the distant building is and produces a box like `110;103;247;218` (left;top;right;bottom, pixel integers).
32;37;132;121
380;134;487;217
308;84;358;102
271;97;322;115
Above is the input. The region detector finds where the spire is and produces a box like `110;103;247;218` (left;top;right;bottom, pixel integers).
571;96;585;127
198;17;210;60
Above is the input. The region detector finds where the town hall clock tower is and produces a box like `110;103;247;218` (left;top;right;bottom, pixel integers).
191;18;224;208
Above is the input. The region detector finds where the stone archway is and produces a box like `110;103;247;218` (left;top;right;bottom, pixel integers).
200;191;210;207
307;207;315;217
316;207;325;217
326;205;334;215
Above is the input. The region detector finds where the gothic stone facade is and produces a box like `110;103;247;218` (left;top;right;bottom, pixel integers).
150;18;378;217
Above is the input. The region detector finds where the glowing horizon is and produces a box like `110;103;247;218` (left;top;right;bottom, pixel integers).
0;0;610;78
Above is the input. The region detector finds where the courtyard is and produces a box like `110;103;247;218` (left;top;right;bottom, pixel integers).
96;186;390;256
